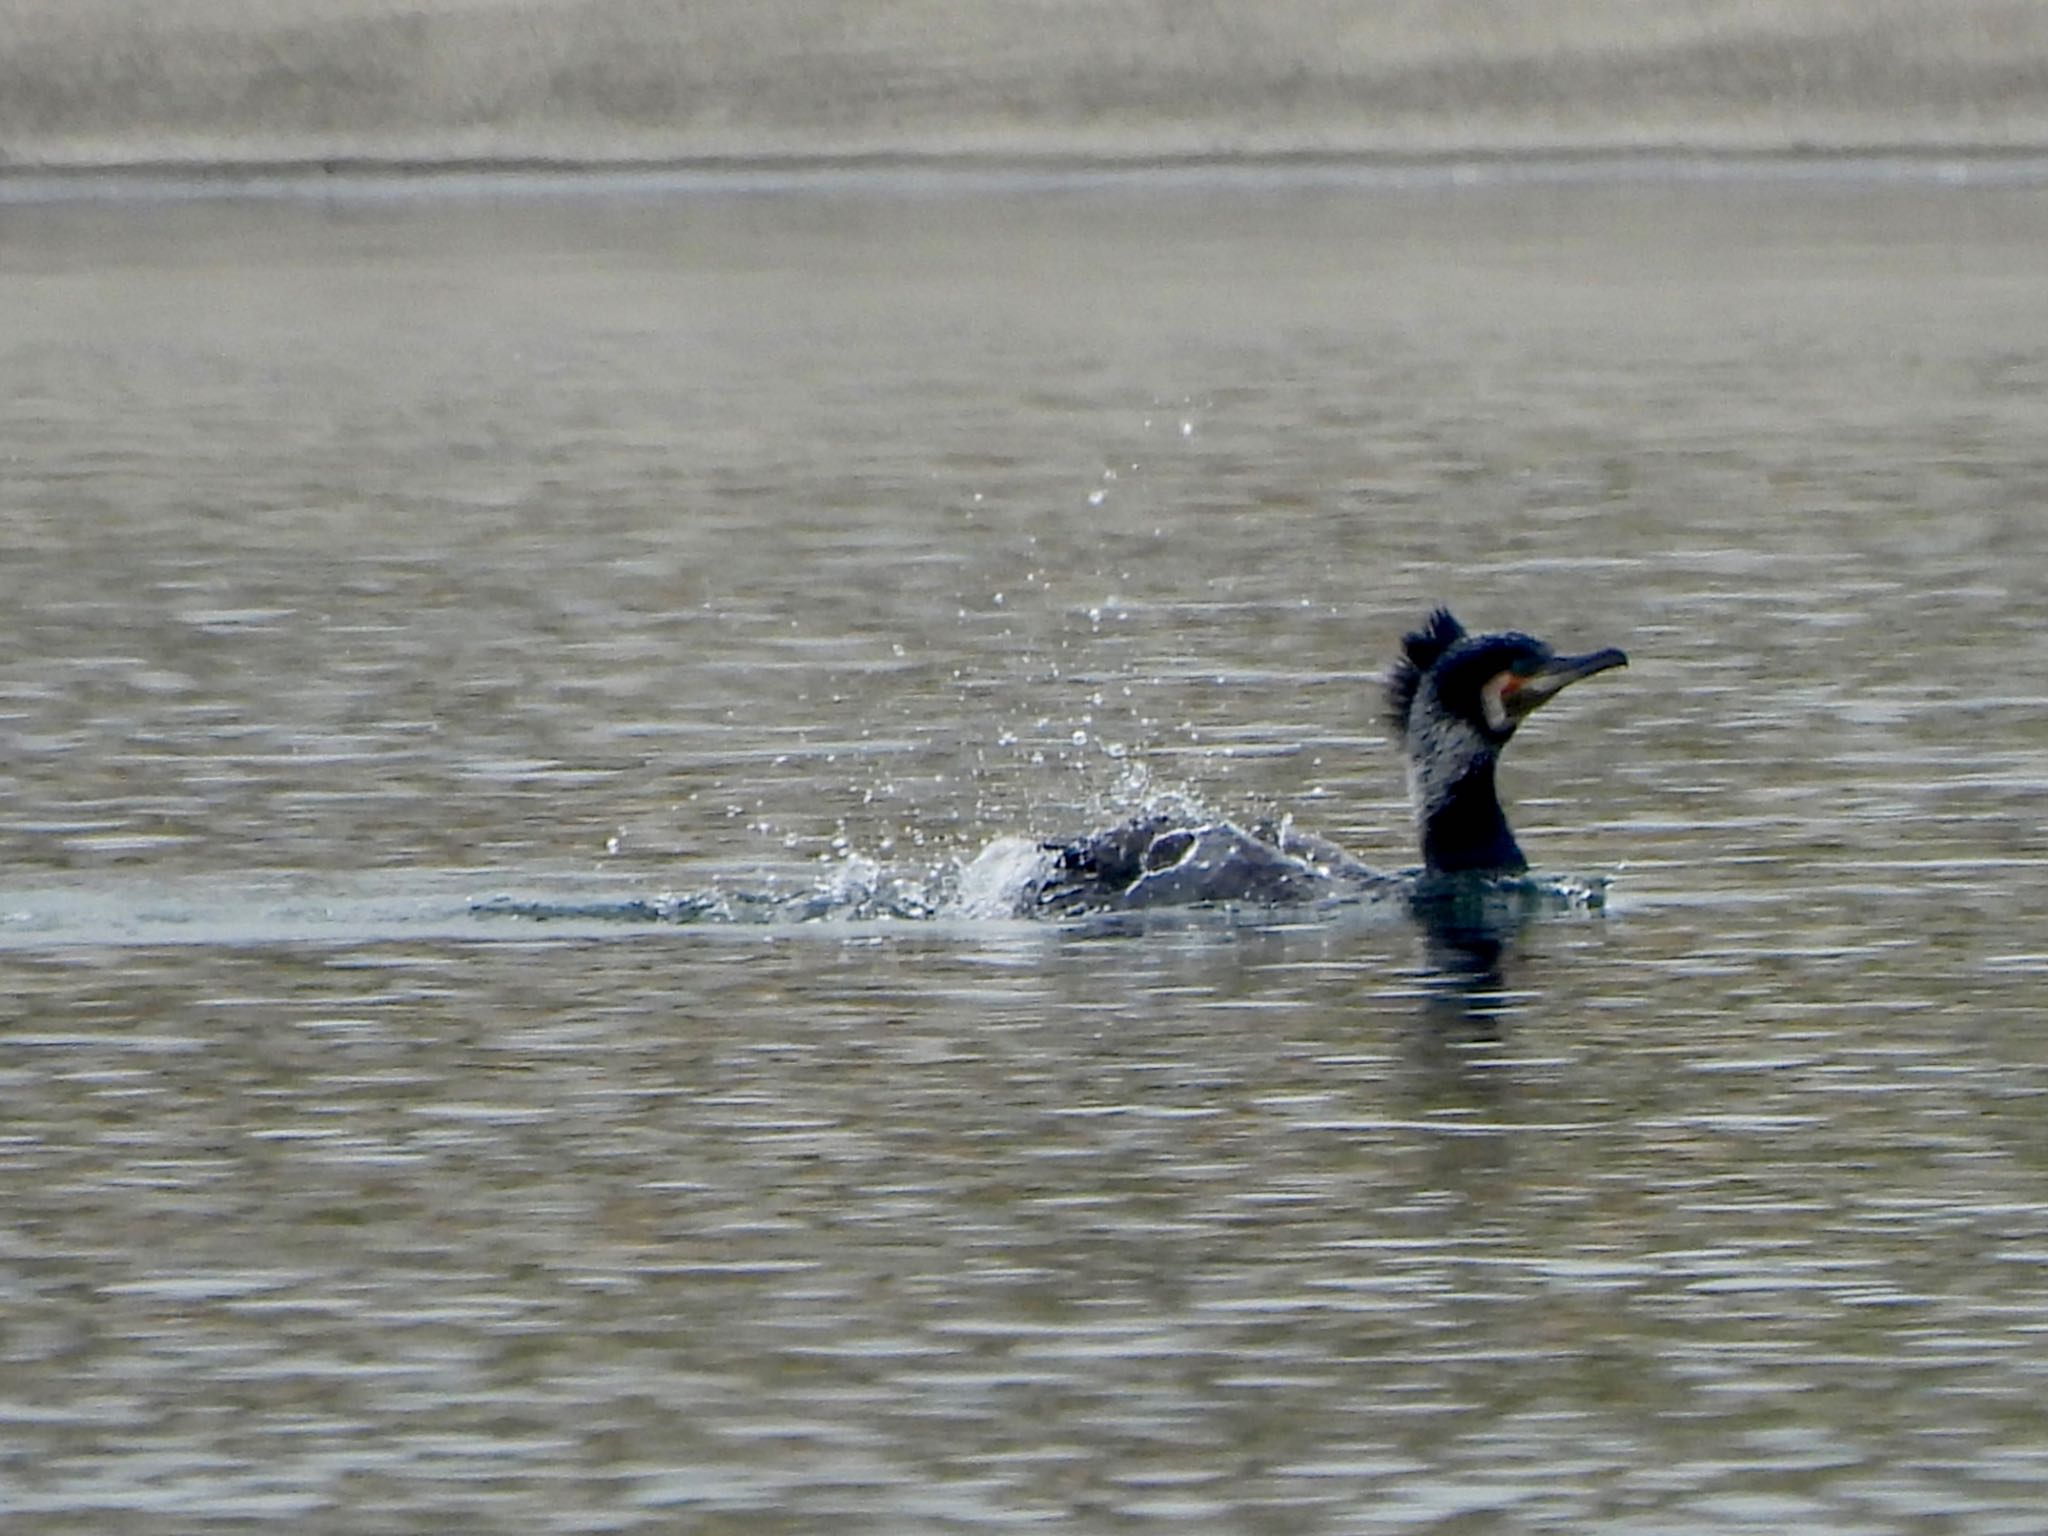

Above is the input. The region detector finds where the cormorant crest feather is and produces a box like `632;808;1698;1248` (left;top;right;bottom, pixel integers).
1384;606;1465;733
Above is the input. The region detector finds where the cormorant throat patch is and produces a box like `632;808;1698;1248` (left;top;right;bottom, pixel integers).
1480;671;1520;735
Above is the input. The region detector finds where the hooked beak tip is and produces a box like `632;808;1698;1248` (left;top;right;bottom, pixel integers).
1517;646;1629;711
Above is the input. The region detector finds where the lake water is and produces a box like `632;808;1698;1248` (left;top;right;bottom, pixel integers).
4;168;2048;1531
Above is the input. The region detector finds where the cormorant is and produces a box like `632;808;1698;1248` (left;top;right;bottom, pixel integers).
1015;607;1627;915
1386;607;1629;877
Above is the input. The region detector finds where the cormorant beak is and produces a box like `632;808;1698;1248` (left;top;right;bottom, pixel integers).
1484;646;1629;731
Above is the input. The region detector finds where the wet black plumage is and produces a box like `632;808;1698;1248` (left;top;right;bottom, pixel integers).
1384;604;1468;737
1387;608;1628;876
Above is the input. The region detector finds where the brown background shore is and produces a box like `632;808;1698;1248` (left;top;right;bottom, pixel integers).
3;0;2046;173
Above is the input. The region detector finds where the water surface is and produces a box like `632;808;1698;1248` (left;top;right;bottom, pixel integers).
3;175;2048;1531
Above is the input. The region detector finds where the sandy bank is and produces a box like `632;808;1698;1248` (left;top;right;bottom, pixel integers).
3;0;2046;174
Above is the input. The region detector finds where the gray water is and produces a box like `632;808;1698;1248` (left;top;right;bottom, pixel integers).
4;172;2048;1532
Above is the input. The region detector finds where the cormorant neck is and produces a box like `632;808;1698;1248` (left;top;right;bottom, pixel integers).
1419;757;1526;875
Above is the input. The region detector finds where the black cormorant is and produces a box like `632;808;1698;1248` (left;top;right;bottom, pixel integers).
1386;607;1629;877
1017;607;1627;914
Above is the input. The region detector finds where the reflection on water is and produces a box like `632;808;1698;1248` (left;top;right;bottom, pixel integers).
4;175;2048;1529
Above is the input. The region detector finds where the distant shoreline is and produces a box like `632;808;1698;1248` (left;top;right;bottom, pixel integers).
8;145;2048;205
11;0;2046;203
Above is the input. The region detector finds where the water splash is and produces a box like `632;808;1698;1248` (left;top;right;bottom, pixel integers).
471;852;959;927
468;775;1609;932
947;835;1056;920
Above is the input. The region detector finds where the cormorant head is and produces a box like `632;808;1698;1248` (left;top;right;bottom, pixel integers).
1388;608;1629;748
1386;607;1628;873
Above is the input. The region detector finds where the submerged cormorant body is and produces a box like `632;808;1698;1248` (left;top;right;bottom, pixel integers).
1020;608;1627;916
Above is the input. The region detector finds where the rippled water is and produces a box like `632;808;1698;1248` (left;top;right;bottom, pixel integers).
4;172;2048;1531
